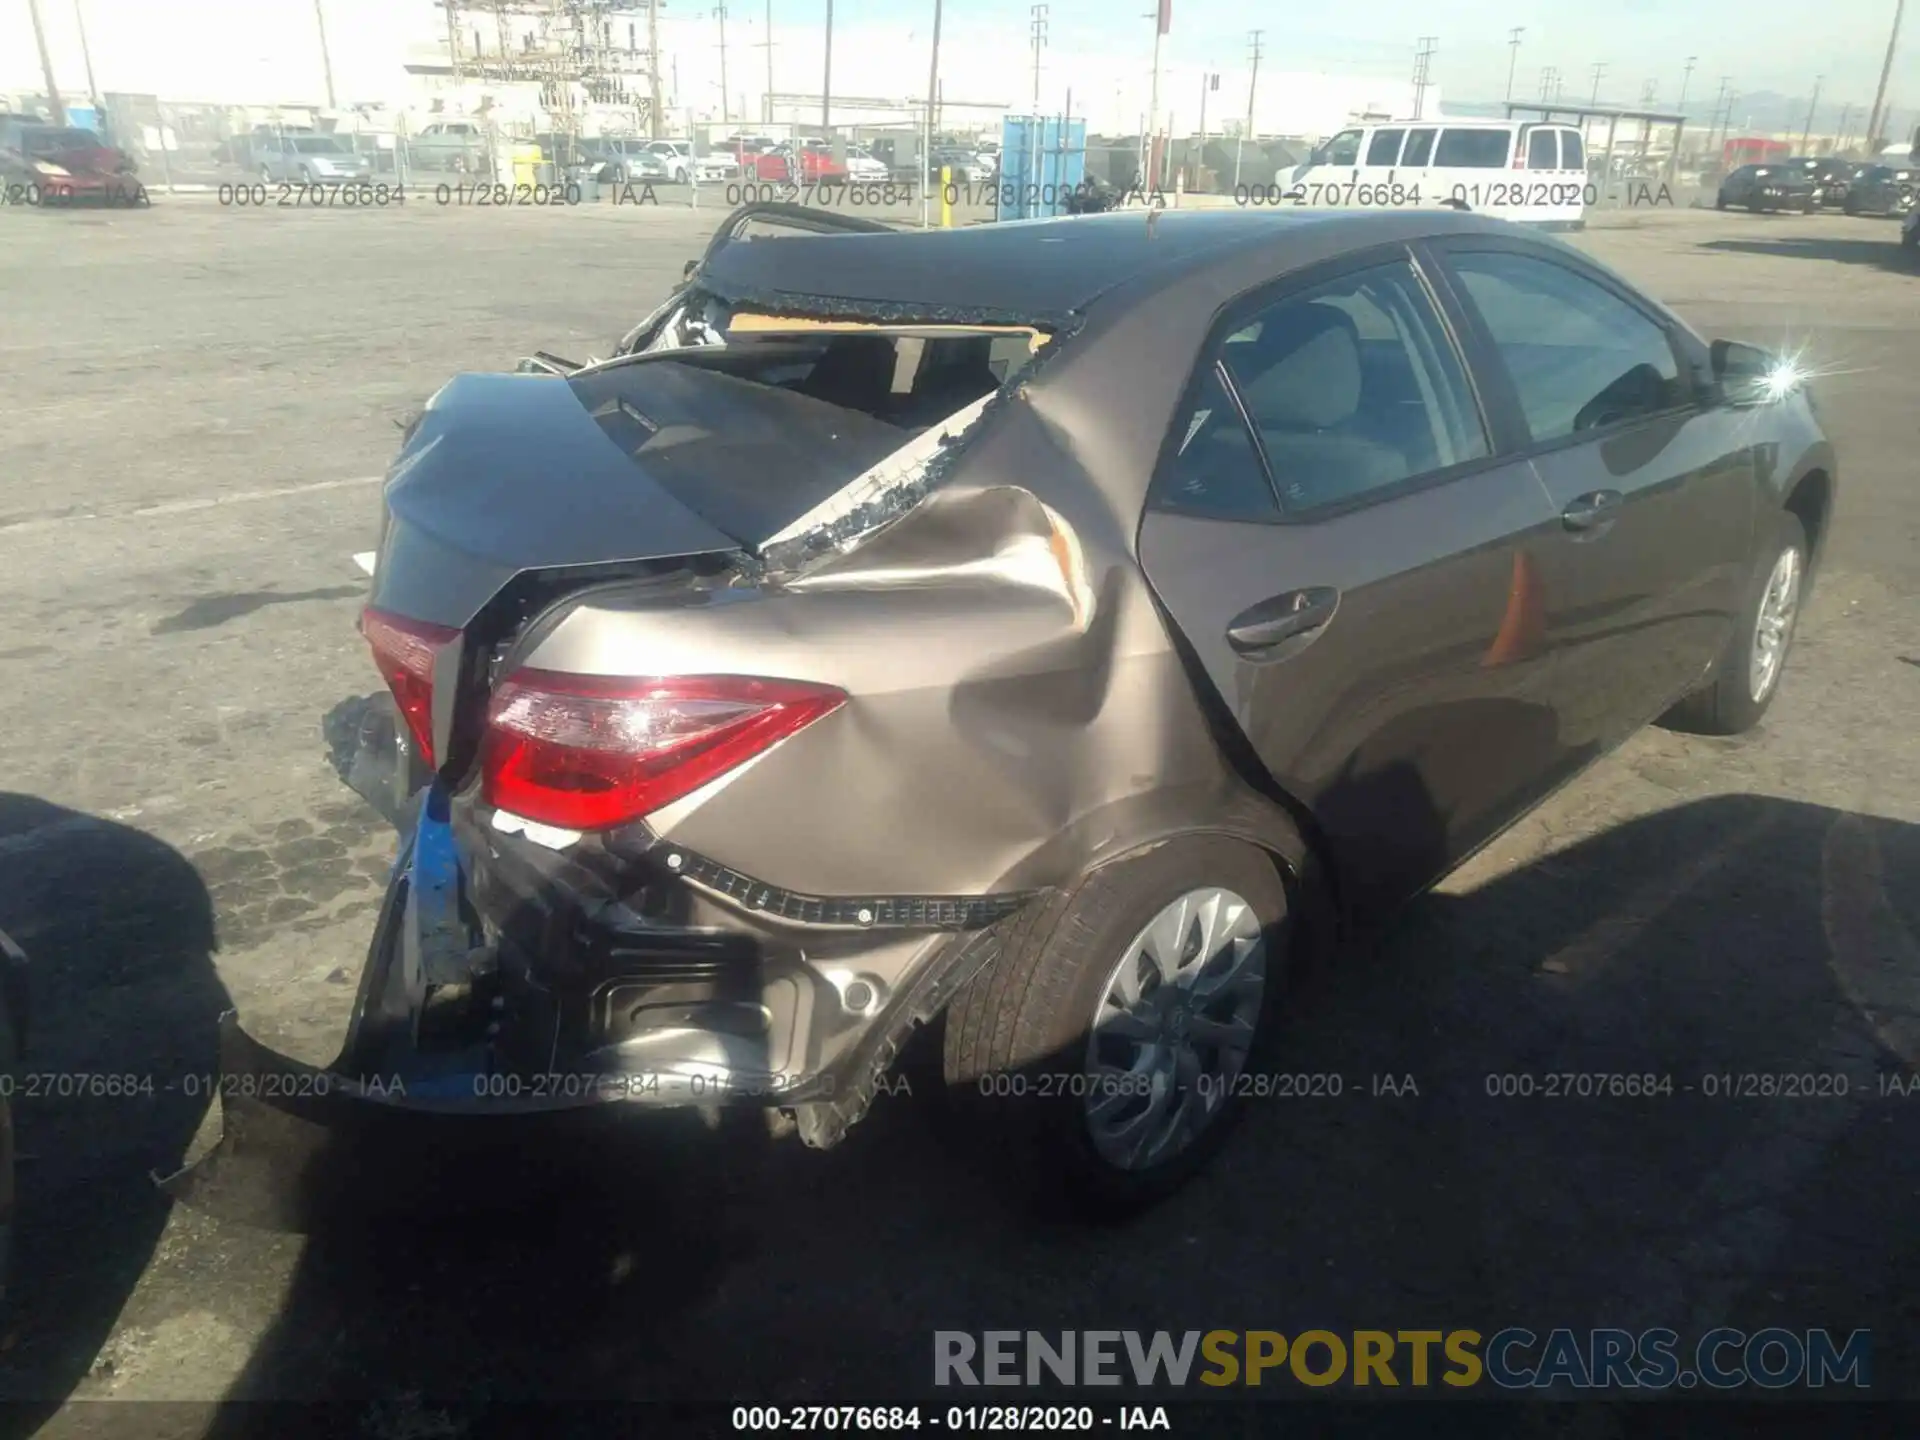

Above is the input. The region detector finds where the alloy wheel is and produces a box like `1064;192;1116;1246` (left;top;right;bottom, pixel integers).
1749;545;1802;703
1083;887;1267;1171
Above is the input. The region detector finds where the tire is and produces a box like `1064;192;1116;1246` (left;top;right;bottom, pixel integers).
1658;509;1808;736
1716;192;1728;210
1903;222;1919;250
0;967;16;1313
941;835;1293;1219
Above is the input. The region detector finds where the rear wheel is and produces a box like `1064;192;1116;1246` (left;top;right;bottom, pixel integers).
942;836;1292;1218
0;962;17;1312
1658;509;1808;736
1715;191;1728;210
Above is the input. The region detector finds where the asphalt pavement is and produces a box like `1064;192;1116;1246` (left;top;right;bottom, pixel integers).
0;195;1917;1432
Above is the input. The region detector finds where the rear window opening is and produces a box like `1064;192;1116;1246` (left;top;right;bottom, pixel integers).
569;314;1050;553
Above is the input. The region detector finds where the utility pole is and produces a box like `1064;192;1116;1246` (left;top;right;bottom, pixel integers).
923;0;941;227
1029;4;1048;116
1640;80;1656;106
1233;27;1262;188
1802;75;1822;152
1028;4;1047;198
649;0;665;136
1148;0;1170;189
1836;101;1853;152
1411;37;1437;121
716;4;730;125
1539;66;1558;106
822;0;833;131
1506;28;1524;104
1868;0;1907;152
1679;56;1696;113
762;0;773;125
1590;62;1606;106
313;0;337;108
72;0;101;110
25;0;67;126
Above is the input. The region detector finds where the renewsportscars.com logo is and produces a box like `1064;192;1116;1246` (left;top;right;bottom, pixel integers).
934;1329;1871;1391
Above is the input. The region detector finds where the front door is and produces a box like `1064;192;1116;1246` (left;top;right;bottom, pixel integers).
1137;249;1567;915
1427;240;1756;755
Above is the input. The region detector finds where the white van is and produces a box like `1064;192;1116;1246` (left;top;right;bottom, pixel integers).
1251;118;1592;229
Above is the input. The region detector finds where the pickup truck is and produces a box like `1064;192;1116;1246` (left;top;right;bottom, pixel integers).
406;120;491;173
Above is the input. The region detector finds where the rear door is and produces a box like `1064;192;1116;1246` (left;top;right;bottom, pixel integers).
1426;237;1756;756
1136;248;1568;915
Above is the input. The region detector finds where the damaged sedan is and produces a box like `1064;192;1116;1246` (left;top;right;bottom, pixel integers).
166;202;1835;1223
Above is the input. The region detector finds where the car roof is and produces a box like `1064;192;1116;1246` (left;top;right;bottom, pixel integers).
697;208;1509;320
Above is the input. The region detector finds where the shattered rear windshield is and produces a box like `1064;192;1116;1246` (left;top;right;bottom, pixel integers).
567;329;1026;545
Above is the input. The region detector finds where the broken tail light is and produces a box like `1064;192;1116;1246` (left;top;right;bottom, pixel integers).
480;672;846;831
362;606;460;767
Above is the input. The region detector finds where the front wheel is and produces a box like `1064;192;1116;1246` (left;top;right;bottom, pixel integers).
1716;191;1728;210
941;836;1293;1218
1658;509;1808;736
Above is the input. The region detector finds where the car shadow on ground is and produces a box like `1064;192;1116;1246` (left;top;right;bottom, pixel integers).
0;794;229;1418
1697;234;1917;272
164;787;1920;1429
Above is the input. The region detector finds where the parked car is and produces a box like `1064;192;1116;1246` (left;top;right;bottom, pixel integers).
407;119;491;173
0;119;142;202
1900;205;1920;251
927;146;985;183
1776;155;1853;209
1715;163;1816;213
574;136;672;184
740;141;847;183
641;139;738;183
818;141;889;183
1842;163;1917;216
255;132;374;184
171;205;1834;1225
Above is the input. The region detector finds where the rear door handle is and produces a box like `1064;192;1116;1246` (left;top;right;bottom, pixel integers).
1226;587;1340;655
1562;489;1624;532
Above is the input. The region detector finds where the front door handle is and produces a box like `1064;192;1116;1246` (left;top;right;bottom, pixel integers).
1227;587;1340;655
1562;489;1624;532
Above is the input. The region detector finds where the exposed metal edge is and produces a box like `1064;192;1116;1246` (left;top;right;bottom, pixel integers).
654;845;1037;932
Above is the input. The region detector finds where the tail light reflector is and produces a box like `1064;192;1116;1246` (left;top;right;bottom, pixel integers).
362;607;460;767
480;673;846;831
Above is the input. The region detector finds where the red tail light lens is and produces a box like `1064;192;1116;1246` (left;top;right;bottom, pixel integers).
362;607;460;766
480;673;846;831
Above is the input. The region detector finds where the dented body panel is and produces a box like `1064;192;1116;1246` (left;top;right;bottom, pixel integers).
167;204;1830;1229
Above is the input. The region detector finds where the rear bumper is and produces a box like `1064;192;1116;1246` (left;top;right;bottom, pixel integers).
162;697;1023;1226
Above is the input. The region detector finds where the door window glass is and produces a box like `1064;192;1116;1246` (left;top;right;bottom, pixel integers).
1151;365;1281;520
1449;250;1687;442
1366;129;1406;166
1402;128;1437;166
1527;128;1558;169
1321;130;1363;166
1561;131;1586;170
1216;262;1489;513
1433;128;1513;167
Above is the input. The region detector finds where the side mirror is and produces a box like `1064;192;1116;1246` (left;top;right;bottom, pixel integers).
1711;338;1801;407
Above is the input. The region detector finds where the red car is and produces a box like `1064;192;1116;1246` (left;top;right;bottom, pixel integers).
0;120;145;204
738;141;848;184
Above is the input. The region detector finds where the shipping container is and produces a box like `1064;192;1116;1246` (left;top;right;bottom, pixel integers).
997;114;1088;220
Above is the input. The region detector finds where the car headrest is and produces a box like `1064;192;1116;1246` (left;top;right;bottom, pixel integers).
1232;303;1364;431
